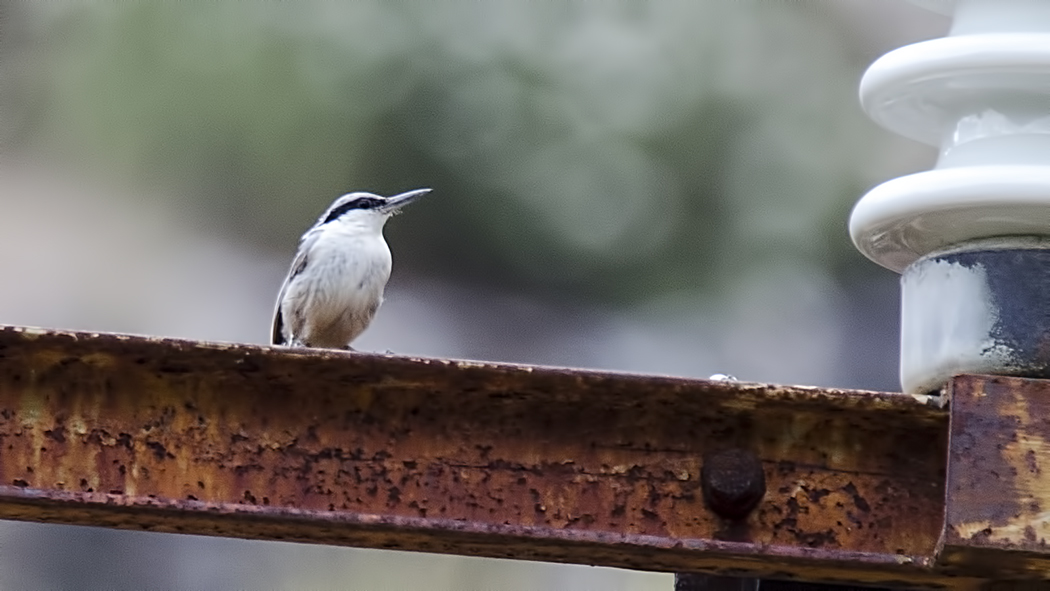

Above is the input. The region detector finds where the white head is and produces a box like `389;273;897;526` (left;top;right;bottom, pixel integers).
315;188;431;233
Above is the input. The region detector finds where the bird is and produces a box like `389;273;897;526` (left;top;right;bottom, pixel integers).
271;188;431;349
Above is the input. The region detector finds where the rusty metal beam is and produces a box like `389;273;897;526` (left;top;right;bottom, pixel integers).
941;375;1050;581
0;326;986;588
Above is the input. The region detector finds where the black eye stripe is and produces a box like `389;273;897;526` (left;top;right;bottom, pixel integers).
321;197;383;224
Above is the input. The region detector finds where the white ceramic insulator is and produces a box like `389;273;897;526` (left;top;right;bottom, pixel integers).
851;0;1050;273
849;0;1050;393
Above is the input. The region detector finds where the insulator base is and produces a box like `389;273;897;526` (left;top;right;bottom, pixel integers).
901;237;1050;393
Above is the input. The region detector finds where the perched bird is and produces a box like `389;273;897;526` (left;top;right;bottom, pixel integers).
271;188;431;349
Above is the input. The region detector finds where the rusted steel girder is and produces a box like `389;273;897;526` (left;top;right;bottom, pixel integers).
0;326;992;588
941;375;1050;582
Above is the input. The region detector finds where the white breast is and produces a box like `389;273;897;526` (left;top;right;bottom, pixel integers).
283;220;393;348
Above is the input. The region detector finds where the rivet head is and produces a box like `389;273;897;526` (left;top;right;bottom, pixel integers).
701;448;766;520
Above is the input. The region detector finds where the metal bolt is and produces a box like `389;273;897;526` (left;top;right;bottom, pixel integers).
701;448;765;520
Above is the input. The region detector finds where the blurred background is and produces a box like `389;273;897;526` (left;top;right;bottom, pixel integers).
0;1;946;589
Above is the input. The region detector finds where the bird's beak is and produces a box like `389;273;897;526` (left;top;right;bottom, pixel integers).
380;188;431;213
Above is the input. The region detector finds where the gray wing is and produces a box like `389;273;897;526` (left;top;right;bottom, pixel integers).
271;229;320;345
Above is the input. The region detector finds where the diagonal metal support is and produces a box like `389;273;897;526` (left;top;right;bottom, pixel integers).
0;325;1022;588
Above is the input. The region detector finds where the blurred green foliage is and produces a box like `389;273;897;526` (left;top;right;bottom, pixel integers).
5;1;885;304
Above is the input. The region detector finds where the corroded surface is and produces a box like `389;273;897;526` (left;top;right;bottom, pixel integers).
941;374;1050;580
0;326;964;587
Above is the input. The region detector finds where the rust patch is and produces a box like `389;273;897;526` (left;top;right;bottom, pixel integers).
941;375;1050;580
